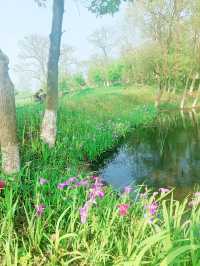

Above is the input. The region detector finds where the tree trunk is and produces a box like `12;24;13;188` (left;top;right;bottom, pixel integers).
0;50;20;174
41;0;64;147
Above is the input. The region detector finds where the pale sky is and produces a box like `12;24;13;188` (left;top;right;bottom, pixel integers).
0;0;123;88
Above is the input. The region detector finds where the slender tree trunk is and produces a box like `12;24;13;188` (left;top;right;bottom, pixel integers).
0;50;20;174
41;0;64;147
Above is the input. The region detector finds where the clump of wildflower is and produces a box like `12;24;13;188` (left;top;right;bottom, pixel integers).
144;201;159;223
79;176;105;224
89;178;105;203
80;201;92;224
123;186;132;195
153;192;159;197
159;188;170;193
57;177;76;190
0;180;5;191
91;176;100;181
117;204;129;217
35;204;45;216
76;179;89;187
39;178;49;185
148;202;158;216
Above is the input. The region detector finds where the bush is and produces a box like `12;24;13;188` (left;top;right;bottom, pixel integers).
107;63;124;85
59;73;87;94
88;67;106;87
73;73;86;87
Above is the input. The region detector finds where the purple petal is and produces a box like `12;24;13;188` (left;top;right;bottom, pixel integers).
159;188;170;193
80;202;91;224
76;179;89;187
57;177;77;190
39;178;49;185
123;186;132;195
35;204;45;216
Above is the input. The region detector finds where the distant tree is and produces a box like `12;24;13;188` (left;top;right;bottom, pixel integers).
15;34;75;90
73;73;86;87
88;65;106;87
15;35;49;86
89;26;114;59
0;50;20;174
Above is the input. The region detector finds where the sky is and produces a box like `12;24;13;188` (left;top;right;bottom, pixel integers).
0;0;123;88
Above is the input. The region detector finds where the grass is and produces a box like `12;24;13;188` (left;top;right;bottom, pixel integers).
1;86;200;265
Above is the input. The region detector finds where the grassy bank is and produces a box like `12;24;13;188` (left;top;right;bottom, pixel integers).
1;86;200;265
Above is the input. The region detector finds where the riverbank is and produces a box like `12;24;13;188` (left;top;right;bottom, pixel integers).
1;86;200;265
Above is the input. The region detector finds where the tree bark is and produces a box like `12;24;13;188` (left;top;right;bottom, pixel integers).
0;50;20;174
41;0;64;147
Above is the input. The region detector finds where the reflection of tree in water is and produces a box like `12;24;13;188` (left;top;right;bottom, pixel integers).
124;112;200;197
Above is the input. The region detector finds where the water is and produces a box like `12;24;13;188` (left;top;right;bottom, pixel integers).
95;111;200;199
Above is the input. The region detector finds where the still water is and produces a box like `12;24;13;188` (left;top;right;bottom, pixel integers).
96;111;200;199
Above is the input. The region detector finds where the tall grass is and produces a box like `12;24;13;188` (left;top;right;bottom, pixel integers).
0;87;200;265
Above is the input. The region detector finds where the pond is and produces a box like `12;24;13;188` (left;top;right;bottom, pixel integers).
94;110;200;199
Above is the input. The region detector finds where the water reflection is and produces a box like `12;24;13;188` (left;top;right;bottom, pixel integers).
98;111;200;199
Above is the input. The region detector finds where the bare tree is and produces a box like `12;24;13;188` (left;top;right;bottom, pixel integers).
0;50;20;174
41;0;64;147
15;35;49;85
15;34;75;89
89;26;114;59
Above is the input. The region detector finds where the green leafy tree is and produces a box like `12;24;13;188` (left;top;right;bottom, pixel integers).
107;62;124;85
88;0;132;15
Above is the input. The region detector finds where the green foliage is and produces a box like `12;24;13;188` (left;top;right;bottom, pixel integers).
88;66;106;87
88;61;125;87
73;73;86;87
59;76;71;94
88;0;132;15
59;73;86;94
107;62;124;85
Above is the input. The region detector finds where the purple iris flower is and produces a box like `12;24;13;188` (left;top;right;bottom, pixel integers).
39;178;49;185
76;179;89;187
159;188;170;193
57;177;77;190
123;186;132;195
35;204;45;216
80;202;91;224
149;202;158;216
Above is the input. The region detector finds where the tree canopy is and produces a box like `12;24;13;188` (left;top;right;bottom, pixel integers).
88;0;132;15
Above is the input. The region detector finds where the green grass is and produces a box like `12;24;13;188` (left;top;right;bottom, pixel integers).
1;86;200;265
